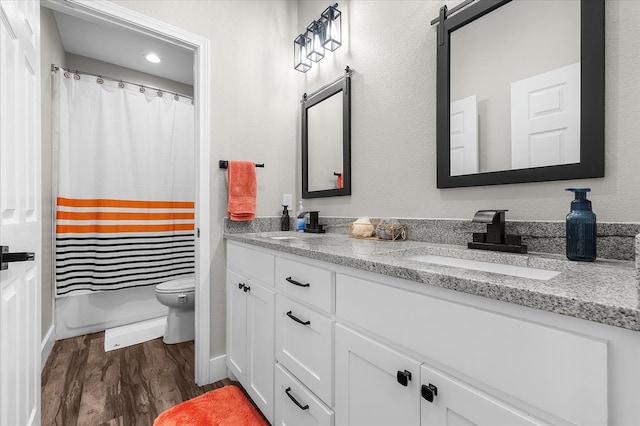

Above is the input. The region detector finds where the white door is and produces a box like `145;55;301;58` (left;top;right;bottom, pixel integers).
0;1;41;425
420;364;549;426
335;324;420;426
226;270;248;382
246;280;275;423
511;62;580;169
450;95;478;176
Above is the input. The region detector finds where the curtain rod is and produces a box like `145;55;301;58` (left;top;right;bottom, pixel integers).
50;64;194;101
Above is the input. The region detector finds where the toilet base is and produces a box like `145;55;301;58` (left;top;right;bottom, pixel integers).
163;308;195;344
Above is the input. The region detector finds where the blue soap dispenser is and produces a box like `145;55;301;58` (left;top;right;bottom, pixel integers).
565;188;597;262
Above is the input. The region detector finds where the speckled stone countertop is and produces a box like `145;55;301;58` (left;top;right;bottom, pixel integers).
225;231;640;332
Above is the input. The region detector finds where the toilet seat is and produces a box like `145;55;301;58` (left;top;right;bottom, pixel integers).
156;277;195;294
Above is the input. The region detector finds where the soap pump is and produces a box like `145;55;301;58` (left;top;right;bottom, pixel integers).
296;200;305;232
280;205;290;231
565;188;597;262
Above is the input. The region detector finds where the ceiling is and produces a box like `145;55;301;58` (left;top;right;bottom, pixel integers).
53;11;194;86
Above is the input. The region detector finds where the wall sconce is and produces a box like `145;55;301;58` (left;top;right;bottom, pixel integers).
294;34;312;73
306;20;325;63
294;3;342;73
321;4;342;51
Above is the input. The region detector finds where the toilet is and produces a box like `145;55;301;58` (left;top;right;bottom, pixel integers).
154;277;195;344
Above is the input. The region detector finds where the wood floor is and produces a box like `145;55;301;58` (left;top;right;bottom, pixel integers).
41;333;232;426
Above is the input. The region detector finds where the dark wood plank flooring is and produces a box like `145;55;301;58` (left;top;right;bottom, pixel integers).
41;333;232;426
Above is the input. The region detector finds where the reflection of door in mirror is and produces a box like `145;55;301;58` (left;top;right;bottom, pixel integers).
308;92;343;191
450;0;580;173
511;62;580;169
450;95;478;176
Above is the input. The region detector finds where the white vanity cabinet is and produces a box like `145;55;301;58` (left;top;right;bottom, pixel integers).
226;239;640;425
226;243;275;423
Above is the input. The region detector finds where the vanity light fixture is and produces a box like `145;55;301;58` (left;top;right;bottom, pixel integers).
294;3;342;73
306;20;325;62
321;4;342;51
294;34;312;73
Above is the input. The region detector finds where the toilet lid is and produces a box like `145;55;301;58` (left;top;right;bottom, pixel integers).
156;277;195;294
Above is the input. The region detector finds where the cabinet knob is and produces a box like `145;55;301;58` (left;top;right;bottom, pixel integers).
243;285;251;292
238;283;244;290
421;383;438;402
397;370;412;386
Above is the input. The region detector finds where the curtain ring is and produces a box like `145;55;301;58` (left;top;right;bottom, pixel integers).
118;81;125;89
63;71;71;79
174;94;179;101
96;77;104;84
73;73;80;80
139;86;145;93
157;91;163;97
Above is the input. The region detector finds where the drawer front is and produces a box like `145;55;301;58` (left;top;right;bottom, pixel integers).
275;257;334;312
275;364;334;426
336;273;607;426
227;242;274;286
276;295;334;406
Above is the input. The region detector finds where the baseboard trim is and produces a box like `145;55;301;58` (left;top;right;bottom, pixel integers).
209;354;227;383
41;325;56;370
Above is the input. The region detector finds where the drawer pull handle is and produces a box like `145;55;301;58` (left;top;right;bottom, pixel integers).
286;277;310;287
238;283;245;290
397;370;412;387
286;310;311;326
285;387;309;411
421;383;438;403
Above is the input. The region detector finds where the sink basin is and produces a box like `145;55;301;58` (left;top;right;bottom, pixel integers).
406;254;560;281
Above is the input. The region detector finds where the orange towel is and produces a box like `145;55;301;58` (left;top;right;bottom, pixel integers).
227;160;257;221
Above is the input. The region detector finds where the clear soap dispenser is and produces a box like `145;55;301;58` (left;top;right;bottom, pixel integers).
565;188;597;262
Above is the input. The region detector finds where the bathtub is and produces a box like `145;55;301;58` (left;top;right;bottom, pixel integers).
55;285;168;340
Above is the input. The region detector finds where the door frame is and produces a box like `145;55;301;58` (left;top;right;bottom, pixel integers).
42;0;212;384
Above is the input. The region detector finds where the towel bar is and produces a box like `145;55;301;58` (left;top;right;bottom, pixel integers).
219;160;264;169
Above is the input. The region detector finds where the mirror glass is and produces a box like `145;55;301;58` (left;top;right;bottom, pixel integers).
436;0;604;187
302;71;351;198
307;92;343;191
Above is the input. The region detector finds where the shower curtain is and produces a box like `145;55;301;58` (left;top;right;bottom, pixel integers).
54;71;195;296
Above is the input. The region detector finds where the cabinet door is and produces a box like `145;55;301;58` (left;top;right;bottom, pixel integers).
246;281;276;423
335;325;421;426
420;365;549;426
226;269;248;382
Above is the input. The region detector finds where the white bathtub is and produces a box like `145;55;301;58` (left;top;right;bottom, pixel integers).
55;285;168;340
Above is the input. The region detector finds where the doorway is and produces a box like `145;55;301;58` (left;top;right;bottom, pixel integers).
40;0;211;384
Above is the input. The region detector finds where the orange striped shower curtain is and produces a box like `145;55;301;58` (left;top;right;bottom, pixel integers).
55;71;194;295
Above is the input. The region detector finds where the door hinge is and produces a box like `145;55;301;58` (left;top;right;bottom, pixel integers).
197;228;200;238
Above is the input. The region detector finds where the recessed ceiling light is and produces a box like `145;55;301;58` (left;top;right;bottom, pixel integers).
145;53;161;63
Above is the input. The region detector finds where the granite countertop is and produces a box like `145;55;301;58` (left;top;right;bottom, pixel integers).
225;231;640;332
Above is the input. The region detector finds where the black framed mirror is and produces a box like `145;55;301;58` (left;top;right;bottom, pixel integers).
302;67;351;198
435;0;604;188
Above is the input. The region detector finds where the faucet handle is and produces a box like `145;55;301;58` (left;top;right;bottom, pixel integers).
471;209;508;224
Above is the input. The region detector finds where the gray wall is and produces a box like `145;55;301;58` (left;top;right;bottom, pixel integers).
111;0;299;357
296;0;640;223
66;53;193;96
40;7;66;342
106;0;640;363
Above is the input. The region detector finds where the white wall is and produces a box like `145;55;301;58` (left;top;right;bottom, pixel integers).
297;0;640;223
40;7;66;342
110;0;299;357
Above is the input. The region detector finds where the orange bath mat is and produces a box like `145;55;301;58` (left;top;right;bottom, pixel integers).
153;385;269;426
